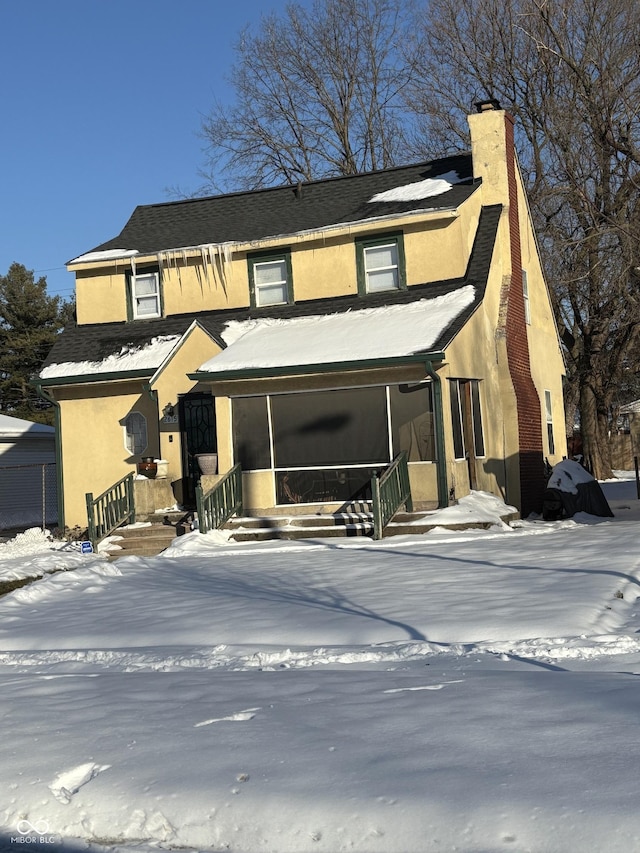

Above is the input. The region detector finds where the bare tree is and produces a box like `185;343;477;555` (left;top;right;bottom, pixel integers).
200;0;415;190
407;0;640;478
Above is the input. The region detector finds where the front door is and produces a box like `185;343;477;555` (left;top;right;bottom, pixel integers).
179;393;217;506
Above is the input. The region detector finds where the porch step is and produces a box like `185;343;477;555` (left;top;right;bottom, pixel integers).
221;507;519;542
224;512;374;541
106;523;183;558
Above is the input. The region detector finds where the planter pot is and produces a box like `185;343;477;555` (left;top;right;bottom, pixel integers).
196;453;218;475
137;457;157;479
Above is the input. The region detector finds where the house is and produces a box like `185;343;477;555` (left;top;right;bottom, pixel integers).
0;414;57;531
36;103;566;531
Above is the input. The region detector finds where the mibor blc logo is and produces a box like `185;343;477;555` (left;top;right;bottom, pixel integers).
11;820;57;844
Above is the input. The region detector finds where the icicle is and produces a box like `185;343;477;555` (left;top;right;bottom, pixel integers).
208;245;217;288
200;246;210;289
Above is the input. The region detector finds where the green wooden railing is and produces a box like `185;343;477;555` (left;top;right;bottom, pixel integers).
371;451;413;540
86;472;135;548
196;464;243;534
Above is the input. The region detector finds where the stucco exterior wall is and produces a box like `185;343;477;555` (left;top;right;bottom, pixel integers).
53;326;223;528
72;209;470;326
55;381;158;527
151;327;223;484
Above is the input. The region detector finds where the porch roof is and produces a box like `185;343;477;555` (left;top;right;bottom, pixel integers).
191;288;473;380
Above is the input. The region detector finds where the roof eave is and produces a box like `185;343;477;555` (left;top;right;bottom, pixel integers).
34;368;154;388
188;352;445;383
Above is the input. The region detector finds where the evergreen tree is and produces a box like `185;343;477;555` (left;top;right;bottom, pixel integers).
0;262;72;425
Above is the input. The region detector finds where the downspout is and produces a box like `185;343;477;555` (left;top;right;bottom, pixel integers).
425;360;449;508
33;381;65;530
142;382;158;405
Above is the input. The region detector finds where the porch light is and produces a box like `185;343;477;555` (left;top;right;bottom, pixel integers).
162;403;175;418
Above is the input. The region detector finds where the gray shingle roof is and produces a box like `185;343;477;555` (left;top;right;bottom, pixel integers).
44;204;501;375
83;154;476;257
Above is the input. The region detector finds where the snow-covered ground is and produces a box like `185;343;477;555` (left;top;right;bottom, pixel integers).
1;477;640;852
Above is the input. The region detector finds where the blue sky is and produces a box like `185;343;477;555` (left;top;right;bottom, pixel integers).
0;1;302;301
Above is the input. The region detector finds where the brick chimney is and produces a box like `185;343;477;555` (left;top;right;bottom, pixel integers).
468;101;545;517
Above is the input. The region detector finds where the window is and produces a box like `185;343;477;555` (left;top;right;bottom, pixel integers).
450;380;465;460
449;379;485;460
356;233;406;295
248;251;293;307
129;270;162;320
470;381;485;457
522;269;531;325
545;390;555;455
124;412;148;455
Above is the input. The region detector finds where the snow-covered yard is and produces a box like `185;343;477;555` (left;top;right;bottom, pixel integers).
1;479;640;852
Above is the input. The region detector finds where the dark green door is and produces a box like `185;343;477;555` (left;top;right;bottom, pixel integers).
179;393;217;506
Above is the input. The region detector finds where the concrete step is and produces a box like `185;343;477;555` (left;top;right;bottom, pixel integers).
222;507;518;542
224;512;374;541
107;523;181;558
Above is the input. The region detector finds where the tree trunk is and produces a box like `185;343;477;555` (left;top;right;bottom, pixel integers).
579;382;613;480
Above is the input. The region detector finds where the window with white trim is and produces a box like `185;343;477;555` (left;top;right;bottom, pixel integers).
124;412;148;455
545;389;555;455
356;233;406;295
248;251;293;308
131;271;161;319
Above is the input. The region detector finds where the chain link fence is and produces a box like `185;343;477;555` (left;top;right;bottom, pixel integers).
0;462;58;535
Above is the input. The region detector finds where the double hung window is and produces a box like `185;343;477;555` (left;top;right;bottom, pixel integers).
130;270;162;320
356;233;406;295
248;251;293;307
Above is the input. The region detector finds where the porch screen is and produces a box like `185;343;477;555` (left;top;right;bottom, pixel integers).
389;383;435;461
270;387;388;468
232;396;271;469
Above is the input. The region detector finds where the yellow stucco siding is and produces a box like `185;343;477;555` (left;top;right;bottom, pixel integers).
56;381;158;527
54;326;223;528
437;303;518;506
151;326;223;484
75;268;129;324
71;208;472;326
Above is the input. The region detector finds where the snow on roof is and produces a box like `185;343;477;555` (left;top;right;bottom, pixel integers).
0;413;54;437
368;171;463;203
198;287;475;374
69;248;140;265
39;335;181;380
